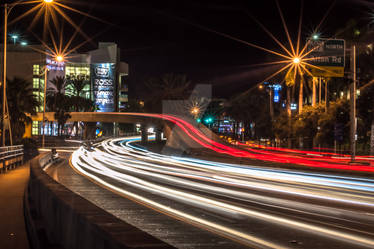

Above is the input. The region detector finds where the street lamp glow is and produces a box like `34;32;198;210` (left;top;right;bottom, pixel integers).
10;34;19;44
44;0;54;3
56;55;63;62
293;57;300;64
191;107;200;115
312;34;319;40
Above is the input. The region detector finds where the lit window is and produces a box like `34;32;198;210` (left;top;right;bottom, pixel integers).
33;65;40;75
33;78;39;89
32;121;39;135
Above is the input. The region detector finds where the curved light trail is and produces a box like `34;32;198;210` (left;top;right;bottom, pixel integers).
101;113;374;172
70;136;374;248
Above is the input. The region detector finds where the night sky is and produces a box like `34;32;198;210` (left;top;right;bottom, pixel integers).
6;0;374;98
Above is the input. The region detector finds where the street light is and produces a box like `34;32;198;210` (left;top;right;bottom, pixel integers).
293;57;300;64
10;34;18;44
56;55;63;62
2;0;56;146
191;107;200;116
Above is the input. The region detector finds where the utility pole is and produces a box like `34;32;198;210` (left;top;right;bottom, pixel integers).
350;45;357;162
269;87;274;120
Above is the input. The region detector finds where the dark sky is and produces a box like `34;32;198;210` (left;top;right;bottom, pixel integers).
7;0;374;97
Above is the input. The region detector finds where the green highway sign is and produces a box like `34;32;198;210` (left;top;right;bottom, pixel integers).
307;39;345;77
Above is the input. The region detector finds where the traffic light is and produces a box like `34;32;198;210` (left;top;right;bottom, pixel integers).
204;117;214;124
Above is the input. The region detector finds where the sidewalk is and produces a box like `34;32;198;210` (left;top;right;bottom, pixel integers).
0;163;30;249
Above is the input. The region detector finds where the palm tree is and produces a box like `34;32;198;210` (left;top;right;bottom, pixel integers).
67;75;89;98
6;77;40;142
47;76;67;112
47;76;70;136
67;75;93;136
67;75;89;111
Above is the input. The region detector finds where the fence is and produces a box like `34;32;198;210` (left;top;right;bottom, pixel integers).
0;145;24;172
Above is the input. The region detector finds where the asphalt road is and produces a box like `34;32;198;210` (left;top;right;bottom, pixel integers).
58;136;374;249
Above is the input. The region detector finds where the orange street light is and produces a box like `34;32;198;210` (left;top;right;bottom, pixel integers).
44;0;54;3
293;57;301;64
191;107;200;115
56;55;64;62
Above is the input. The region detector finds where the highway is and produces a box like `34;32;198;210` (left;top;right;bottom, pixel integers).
68;136;374;249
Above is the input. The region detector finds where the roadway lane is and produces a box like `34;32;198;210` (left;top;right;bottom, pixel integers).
67;137;374;249
45;152;246;249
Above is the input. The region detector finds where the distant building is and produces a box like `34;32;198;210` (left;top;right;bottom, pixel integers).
1;42;129;135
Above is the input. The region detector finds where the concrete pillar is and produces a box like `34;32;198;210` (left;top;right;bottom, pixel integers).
83;122;96;140
141;125;148;144
163;124;172;140
155;127;162;143
114;122;119;137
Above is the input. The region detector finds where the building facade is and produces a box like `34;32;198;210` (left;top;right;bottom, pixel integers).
1;42;129;136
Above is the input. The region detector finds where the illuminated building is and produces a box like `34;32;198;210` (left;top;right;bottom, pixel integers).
1;42;129;136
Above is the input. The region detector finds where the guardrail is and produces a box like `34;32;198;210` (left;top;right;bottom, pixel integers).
25;154;174;249
0;145;23;172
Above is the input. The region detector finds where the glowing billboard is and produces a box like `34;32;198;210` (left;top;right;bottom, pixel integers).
91;63;115;112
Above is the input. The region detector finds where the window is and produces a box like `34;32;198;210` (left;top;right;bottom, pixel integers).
33;65;40;75
65;65;90;79
32;121;39;135
33;78;39;89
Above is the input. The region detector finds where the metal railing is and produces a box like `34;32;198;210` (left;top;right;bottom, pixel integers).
0;145;24;172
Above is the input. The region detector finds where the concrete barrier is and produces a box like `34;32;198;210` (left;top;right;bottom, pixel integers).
25;154;174;249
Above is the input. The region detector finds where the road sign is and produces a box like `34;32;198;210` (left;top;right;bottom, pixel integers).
307;39;345;77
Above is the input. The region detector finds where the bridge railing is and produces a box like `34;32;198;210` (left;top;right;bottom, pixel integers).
25;153;174;249
0;145;24;172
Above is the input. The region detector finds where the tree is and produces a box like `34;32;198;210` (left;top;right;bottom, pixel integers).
67;75;94;136
357;50;374;154
55;109;71;136
145;73;191;113
47;76;68;112
293;104;325;148
122;99;145;112
67;75;89;98
47;76;70;136
6;77;40;142
226;88;272;140
317;100;350;147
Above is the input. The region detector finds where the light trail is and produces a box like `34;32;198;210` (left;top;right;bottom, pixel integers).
69;135;374;248
115;113;374;172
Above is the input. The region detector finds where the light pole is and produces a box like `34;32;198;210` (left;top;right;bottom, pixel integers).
2;0;55;146
2;4;8;147
42;54;63;148
350;45;357;162
42;67;48;148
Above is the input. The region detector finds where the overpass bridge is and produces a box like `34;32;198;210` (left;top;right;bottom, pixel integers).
28;112;219;149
